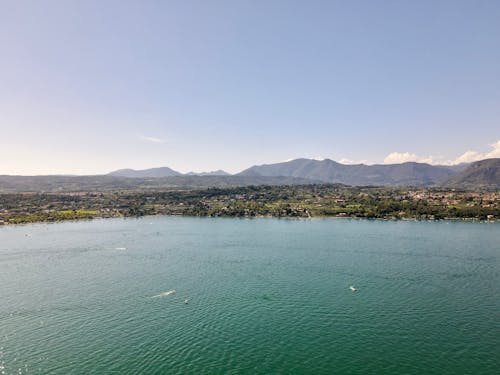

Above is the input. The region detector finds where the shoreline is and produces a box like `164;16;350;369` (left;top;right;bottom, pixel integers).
1;212;498;227
1;185;498;226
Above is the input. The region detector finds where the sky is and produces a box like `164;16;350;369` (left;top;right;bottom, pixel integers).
1;0;499;175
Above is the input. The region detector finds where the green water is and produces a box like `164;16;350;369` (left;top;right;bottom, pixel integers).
0;217;499;374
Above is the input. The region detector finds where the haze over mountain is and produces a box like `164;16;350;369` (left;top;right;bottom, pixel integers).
108;159;471;183
108;167;182;178
2;158;498;192
108;167;229;178
185;170;230;176
108;160;465;186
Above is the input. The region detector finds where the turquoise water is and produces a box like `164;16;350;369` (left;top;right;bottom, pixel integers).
0;217;499;374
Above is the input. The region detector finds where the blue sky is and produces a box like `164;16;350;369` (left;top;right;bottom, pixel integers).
1;0;499;174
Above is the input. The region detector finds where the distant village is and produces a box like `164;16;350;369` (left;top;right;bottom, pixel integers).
0;185;498;225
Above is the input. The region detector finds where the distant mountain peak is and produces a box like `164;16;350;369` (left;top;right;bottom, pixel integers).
108;167;182;178
108;167;231;178
185;170;230;176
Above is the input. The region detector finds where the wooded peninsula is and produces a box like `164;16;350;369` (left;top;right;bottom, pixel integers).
0;185;498;225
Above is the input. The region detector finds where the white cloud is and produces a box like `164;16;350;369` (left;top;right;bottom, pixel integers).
453;140;500;163
383;152;439;164
383;152;420;164
140;135;165;144
285;156;326;162
452;151;482;164
487;140;500;158
339;158;370;165
383;139;500;165
286;141;499;166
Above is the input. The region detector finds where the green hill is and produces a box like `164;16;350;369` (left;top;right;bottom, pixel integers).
444;159;500;189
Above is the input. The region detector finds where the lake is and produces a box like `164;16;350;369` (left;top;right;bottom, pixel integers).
1;217;499;374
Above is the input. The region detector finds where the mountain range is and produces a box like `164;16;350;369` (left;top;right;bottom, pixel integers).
109;167;230;178
444;158;500;189
0;158;498;192
106;158;499;189
237;159;466;186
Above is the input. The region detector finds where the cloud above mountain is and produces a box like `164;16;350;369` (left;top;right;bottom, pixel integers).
453;140;500;163
383;140;500;165
383;152;436;164
338;158;371;165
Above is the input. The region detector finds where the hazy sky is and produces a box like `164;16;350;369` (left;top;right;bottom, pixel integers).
1;0;499;175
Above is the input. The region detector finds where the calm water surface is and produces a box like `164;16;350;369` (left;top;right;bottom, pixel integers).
1;217;499;374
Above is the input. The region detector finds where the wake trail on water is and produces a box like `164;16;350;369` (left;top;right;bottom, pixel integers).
151;290;176;298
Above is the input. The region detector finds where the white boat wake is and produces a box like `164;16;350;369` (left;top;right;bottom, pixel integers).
151;290;176;298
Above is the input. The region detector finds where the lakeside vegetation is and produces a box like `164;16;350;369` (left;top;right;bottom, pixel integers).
1;185;498;225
